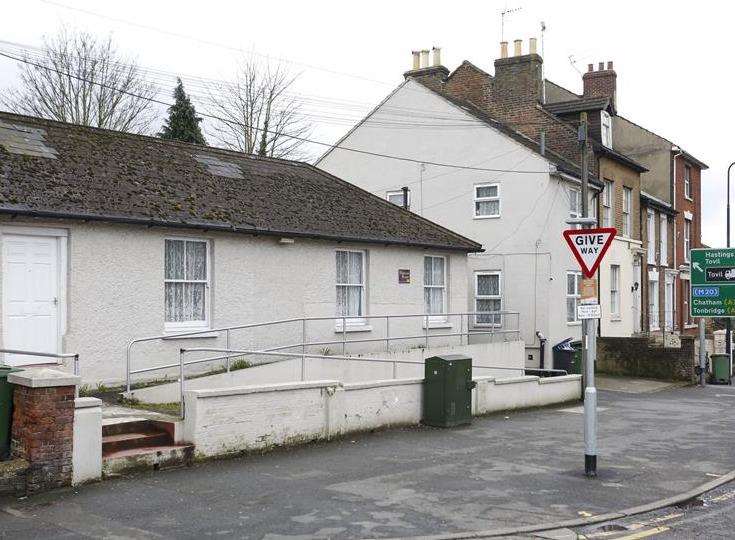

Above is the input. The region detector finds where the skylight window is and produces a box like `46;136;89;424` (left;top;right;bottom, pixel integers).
194;154;243;179
0;120;57;159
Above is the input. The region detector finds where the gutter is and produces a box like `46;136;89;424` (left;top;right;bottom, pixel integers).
0;208;484;253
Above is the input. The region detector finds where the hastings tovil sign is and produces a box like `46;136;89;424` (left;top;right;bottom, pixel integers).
563;228;617;278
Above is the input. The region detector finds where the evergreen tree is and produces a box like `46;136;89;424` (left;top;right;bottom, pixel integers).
159;79;206;144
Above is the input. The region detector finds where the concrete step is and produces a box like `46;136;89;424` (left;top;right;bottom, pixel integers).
102;431;172;455
102;444;194;476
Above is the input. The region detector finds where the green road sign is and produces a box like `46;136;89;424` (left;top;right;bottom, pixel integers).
690;248;735;318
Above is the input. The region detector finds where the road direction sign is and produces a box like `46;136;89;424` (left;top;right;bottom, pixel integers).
563;228;617;278
690;248;735;318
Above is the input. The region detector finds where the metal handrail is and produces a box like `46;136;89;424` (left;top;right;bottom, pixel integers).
125;311;521;392
0;348;81;396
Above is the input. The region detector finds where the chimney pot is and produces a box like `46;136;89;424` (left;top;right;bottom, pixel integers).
607;61;613;70
598;61;604;71
432;46;441;67
529;37;537;55
411;51;420;70
588;63;594;72
500;41;508;58
420;49;430;68
513;39;522;56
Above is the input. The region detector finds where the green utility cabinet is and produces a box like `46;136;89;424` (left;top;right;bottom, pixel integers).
0;365;22;460
423;354;475;427
710;354;731;385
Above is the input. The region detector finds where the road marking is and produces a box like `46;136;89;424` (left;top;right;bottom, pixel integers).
616;526;670;539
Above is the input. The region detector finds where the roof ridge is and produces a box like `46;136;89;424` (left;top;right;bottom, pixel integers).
0;110;308;170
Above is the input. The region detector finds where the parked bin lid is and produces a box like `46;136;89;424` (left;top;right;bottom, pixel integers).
552;338;575;351
0;365;22;377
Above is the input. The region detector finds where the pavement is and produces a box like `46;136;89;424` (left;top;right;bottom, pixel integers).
3;383;735;539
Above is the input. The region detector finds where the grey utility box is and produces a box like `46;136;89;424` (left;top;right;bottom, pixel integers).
423;354;475;428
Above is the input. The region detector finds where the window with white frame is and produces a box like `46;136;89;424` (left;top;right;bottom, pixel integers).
684;218;692;262
659;214;668;266
602;180;613;227
623;187;632;237
569;187;581;228
164;238;209;330
424;256;446;320
647;210;656;264
601;110;613;148
684;278;693;326
566;271;582;323
610;265;620;318
336;250;366;323
684;165;692;199
475;272;502;326
474;183;500;218
387;189;409;209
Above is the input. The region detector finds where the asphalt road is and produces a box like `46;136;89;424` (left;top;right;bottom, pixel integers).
573;482;735;539
3;383;735;539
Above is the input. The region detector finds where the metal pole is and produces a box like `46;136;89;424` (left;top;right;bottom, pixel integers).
727;163;733;376
342;317;347;355
226;329;231;372
74;354;80;398
699;318;707;387
385;316;390;352
126;345;131;393
179;349;186;419
580;111;597;477
301;318;307;381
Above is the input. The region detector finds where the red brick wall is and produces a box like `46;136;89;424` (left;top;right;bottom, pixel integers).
674;155;703;334
11;385;75;492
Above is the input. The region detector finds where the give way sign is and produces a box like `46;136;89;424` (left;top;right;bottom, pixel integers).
563;228;617;278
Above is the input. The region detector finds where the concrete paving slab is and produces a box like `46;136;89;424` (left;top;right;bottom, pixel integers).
596;376;688;394
2;385;735;539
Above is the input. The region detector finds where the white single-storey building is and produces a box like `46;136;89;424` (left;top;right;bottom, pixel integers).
0;112;483;384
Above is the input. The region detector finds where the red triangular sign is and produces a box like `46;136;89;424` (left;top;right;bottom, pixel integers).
563;228;617;278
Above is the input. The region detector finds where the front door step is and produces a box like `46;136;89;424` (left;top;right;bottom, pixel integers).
102;418;193;475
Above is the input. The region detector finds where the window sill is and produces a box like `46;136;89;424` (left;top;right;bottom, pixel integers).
474;215;501;220
334;324;373;333
685;196;693;202
684;324;697;329
163;330;218;340
422;321;453;330
610;316;622;322
567;321;582;326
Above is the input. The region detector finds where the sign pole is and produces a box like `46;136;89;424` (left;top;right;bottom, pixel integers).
579;112;597;477
699;318;706;387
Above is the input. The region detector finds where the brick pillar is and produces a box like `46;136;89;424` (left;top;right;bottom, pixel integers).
8;368;80;493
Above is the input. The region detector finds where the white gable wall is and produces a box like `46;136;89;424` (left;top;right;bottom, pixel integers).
318;80;585;367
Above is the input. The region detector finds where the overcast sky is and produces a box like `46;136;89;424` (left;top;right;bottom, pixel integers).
1;0;731;247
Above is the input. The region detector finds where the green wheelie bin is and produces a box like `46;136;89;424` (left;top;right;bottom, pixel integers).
0;365;22;459
710;354;731;385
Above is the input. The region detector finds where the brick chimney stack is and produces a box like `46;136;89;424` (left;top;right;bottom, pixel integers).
492;38;544;107
583;61;617;112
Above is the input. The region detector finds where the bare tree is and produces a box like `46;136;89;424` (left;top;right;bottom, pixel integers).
205;60;312;159
2;29;157;134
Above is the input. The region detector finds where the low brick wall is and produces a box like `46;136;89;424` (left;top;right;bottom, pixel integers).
8;369;80;493
597;336;695;382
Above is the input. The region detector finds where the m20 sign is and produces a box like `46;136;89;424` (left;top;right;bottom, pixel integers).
563;228;617;278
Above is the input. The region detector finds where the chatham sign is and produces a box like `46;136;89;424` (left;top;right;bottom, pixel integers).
690;248;735;317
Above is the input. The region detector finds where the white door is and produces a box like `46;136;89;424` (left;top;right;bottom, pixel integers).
2;235;59;366
632;261;641;333
665;276;674;331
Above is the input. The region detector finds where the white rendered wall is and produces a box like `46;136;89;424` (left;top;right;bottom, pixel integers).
0;218;468;384
317;80;586;368
182;374;582;457
72;397;102;485
598;237;641;337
